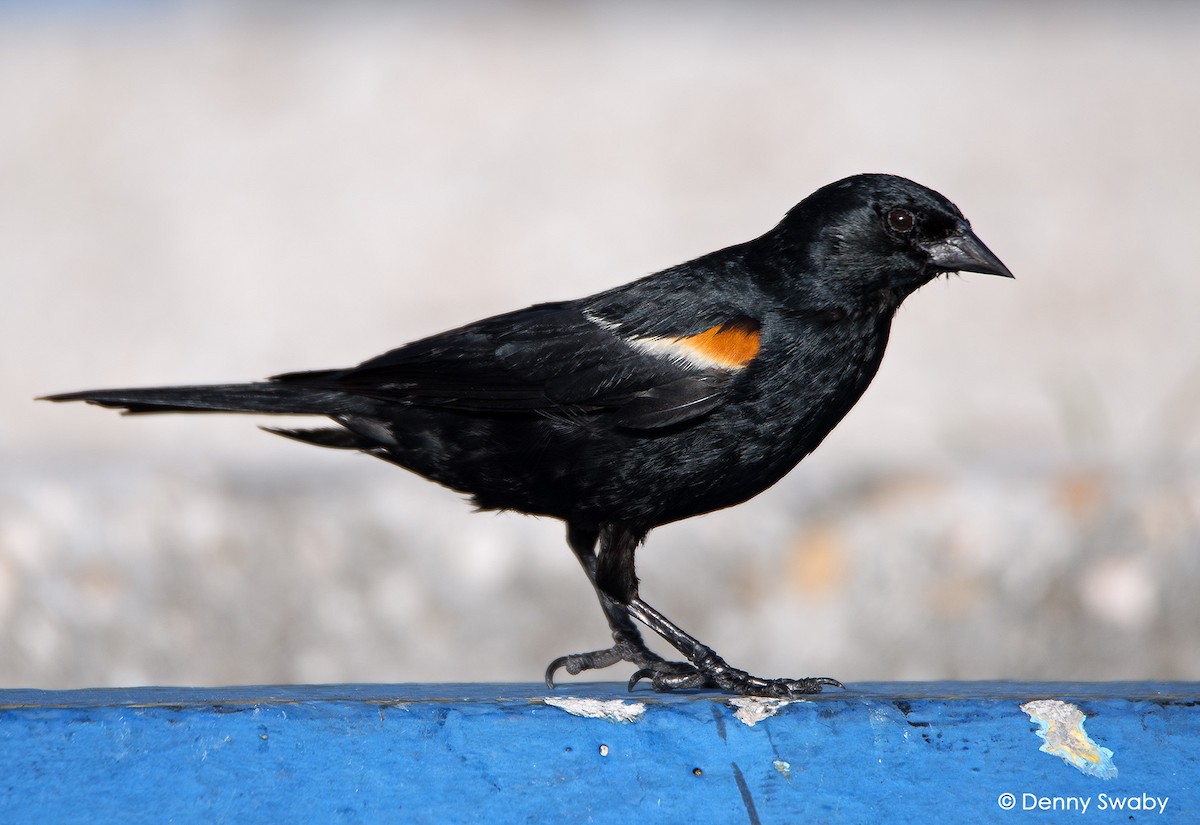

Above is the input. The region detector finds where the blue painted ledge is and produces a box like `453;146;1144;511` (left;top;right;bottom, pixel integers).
2;682;1198;823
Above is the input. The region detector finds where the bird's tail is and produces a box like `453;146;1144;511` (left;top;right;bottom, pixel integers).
40;382;360;417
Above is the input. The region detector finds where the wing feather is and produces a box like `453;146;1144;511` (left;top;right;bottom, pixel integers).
272;302;759;429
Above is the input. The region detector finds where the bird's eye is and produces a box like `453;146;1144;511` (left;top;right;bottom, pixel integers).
887;208;915;233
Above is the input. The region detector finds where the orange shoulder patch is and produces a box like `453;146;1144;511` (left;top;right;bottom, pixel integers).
672;320;761;369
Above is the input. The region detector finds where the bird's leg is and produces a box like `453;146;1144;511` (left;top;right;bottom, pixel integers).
545;525;695;687
545;523;839;696
624;598;843;698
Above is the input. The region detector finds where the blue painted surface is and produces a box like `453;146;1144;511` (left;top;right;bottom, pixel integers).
1;682;1197;823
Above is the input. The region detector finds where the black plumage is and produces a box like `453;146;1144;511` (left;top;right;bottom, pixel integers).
44;173;1012;696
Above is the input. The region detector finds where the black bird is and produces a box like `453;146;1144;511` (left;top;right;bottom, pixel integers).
44;173;1012;697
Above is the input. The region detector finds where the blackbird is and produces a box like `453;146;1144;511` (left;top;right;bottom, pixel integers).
44;173;1012;697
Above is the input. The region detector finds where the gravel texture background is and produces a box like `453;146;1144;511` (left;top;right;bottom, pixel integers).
3;1;1199;688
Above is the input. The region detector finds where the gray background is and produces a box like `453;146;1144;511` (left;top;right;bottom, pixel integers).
3;1;1199;688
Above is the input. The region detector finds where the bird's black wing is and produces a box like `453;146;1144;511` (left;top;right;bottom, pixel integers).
272;301;762;430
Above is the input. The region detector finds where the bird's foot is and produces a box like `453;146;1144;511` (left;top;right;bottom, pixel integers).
545;638;695;688
629;646;843;698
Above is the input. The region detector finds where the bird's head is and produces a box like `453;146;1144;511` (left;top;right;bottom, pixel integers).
769;173;1012;312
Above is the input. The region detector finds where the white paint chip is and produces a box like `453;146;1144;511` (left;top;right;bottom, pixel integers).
543;696;646;723
1020;699;1118;779
728;696;794;726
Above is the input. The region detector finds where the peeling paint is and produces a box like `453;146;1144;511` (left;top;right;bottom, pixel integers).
772;759;791;780
1020;699;1118;779
542;697;645;723
728;697;793;726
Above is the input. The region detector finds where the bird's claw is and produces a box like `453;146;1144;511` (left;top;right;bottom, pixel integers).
550;637;844;697
722;674;845;698
627;664;707;692
545;639;685;688
545;649;623;687
629;649;843;697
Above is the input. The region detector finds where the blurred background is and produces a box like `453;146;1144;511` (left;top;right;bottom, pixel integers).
2;1;1199;689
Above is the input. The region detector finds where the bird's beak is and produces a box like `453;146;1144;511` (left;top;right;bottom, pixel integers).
926;225;1014;278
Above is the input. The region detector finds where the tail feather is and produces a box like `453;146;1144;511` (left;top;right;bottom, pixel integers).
259;425;367;450
40;382;361;417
